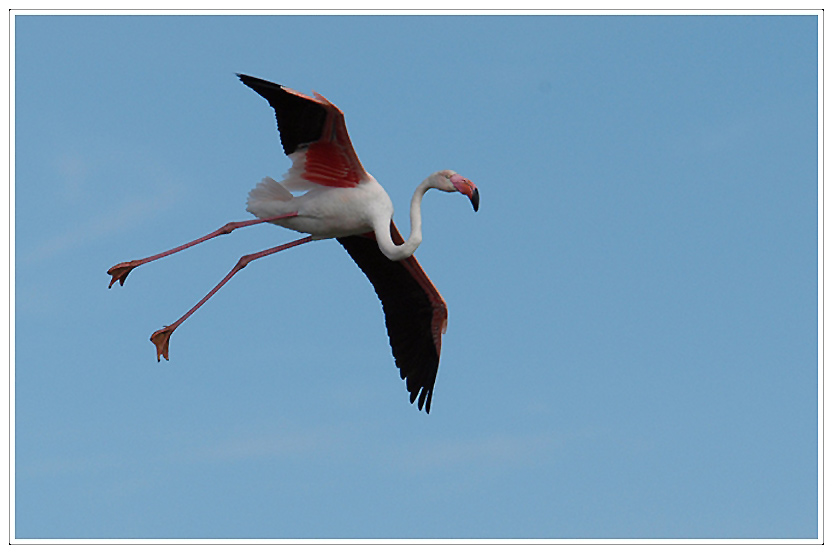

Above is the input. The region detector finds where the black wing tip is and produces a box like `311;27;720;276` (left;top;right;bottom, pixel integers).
236;72;260;83
236;72;255;85
413;388;433;414
238;73;327;156
407;378;434;414
237;73;284;92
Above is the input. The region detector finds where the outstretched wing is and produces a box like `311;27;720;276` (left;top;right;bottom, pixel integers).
238;73;367;188
337;223;448;413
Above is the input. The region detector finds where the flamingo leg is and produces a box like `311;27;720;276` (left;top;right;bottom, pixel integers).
150;235;315;361
106;213;299;288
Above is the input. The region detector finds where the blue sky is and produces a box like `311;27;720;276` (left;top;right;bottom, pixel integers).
13;13;819;540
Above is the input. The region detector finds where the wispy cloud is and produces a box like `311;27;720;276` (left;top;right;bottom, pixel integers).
18;421;344;481
180;427;341;465
20;185;181;266
387;431;564;472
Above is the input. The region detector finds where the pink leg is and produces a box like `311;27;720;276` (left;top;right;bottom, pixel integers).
150;235;314;361
107;213;298;288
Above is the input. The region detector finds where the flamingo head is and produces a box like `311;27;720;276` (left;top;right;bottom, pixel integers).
436;170;479;212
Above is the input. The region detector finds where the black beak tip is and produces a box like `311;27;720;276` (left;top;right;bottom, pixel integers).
471;188;480;212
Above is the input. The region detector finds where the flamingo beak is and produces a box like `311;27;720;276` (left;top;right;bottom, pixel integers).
451;175;480;212
469;186;480;212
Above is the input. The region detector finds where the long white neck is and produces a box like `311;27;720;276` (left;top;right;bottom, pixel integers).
374;176;434;261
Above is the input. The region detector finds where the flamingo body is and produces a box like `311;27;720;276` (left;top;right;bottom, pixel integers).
107;74;479;413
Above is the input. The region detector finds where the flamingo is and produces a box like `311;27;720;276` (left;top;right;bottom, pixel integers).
107;74;479;413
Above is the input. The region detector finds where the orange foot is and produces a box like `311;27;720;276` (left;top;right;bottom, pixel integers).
150;326;174;361
107;261;139;288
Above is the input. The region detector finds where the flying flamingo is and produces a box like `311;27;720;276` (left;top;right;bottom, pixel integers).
107;74;479;413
